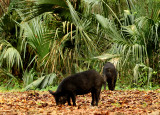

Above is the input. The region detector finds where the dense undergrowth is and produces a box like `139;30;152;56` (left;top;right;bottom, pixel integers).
0;0;159;91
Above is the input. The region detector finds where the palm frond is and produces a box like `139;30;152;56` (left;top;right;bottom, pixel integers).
24;73;56;90
34;0;67;7
0;68;17;79
96;14;149;70
25;76;45;90
133;64;153;87
95;14;124;43
67;1;100;54
94;53;120;61
19;13;52;71
23;69;35;87
0;40;23;70
15;0;69;21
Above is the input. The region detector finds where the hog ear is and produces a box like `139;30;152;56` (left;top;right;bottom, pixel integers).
48;90;56;96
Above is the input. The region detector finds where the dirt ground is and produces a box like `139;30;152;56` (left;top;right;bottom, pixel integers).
0;90;160;115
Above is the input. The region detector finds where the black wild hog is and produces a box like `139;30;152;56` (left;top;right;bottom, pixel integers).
103;62;117;91
49;70;104;106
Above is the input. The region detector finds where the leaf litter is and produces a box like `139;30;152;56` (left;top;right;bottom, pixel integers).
0;90;160;115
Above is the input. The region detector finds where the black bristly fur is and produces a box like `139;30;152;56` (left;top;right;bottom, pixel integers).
49;70;104;106
103;62;117;91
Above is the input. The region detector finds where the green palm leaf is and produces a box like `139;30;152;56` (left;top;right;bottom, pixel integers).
34;0;67;7
19;13;52;71
0;40;23;70
16;0;69;21
25;73;56;90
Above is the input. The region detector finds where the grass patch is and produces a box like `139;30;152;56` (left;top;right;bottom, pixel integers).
0;83;159;92
0;85;58;92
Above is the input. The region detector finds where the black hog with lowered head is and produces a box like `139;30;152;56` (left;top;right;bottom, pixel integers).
49;70;104;106
103;62;117;91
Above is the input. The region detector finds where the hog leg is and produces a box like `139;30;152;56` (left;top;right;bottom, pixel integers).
67;95;71;105
71;93;76;106
107;78;114;90
111;77;115;90
91;90;95;106
113;77;117;90
103;75;107;90
95;88;101;106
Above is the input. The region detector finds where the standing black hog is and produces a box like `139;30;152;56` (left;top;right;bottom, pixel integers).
103;62;117;91
49;70;104;106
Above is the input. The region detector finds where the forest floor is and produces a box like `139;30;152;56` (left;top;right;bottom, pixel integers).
0;89;160;115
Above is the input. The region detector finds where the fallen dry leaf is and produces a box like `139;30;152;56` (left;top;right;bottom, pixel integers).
0;90;160;114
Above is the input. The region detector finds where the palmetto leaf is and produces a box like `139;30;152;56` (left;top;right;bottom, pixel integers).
0;40;23;70
67;0;81;26
25;76;45;90
95;14;124;43
122;25;139;37
19;13;51;70
16;0;69;21
94;53;120;61
0;68;16;79
0;68;18;88
133;64;153;87
25;73;56;90
40;73;56;89
33;0;67;7
3;47;22;68
83;0;101;3
23;69;35;87
96;14;149;70
67;0;99;54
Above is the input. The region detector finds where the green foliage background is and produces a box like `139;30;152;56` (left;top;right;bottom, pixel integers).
0;0;159;90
